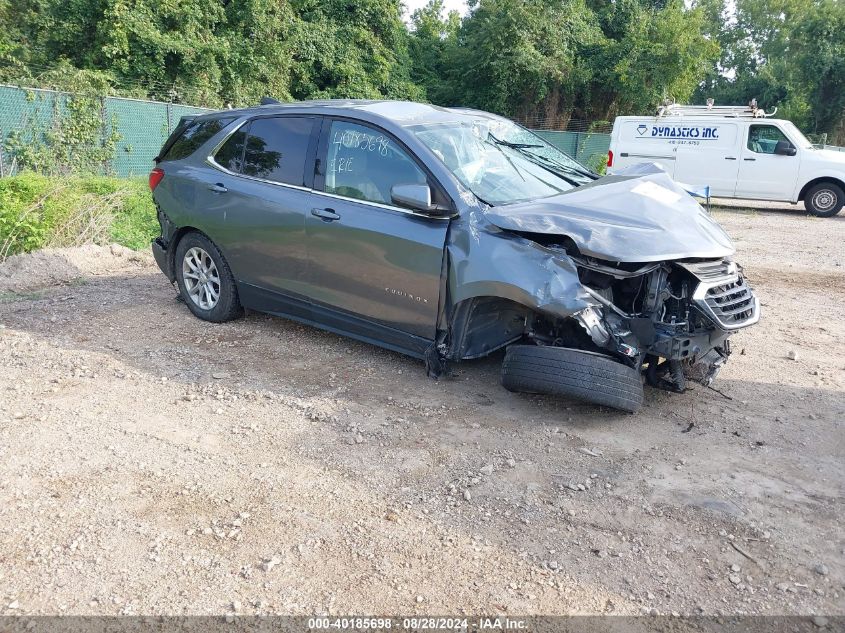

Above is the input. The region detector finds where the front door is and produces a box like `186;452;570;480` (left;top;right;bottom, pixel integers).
305;118;450;347
735;123;800;200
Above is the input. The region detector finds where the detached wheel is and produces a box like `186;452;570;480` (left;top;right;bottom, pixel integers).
501;345;643;413
804;182;844;217
174;232;243;322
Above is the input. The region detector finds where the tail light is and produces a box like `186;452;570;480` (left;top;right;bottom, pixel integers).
149;168;165;191
607;150;614;168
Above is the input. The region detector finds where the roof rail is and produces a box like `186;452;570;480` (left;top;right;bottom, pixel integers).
656;98;777;119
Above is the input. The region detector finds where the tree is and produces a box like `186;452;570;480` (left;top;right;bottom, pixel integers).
585;0;718;120
790;0;845;141
2;0;840;143
430;0;601;126
408;0;461;104
693;0;845;143
287;0;421;100
411;0;717;127
0;0;421;106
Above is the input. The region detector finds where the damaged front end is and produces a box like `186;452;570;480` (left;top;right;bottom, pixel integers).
463;167;761;394
528;250;760;392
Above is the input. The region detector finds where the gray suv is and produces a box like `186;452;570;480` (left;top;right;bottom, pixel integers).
150;100;759;413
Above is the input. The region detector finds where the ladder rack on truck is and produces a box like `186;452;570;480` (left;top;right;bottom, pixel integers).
656;99;777;119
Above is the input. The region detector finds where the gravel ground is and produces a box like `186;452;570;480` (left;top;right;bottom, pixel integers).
0;207;843;617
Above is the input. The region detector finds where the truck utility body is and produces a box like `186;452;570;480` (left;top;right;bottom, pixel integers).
608;103;845;217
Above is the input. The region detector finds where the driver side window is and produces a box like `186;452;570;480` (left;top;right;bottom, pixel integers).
747;125;789;154
324;121;427;206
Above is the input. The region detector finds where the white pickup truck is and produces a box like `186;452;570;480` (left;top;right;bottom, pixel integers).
607;104;845;217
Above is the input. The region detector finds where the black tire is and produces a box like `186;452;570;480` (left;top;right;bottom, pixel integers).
501;345;643;413
174;232;243;323
804;182;844;217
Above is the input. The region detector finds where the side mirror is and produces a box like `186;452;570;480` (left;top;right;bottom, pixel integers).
391;183;437;213
774;140;797;156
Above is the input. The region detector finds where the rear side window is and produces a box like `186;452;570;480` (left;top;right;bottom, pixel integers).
214;126;247;173
160;117;235;162
239;117;314;185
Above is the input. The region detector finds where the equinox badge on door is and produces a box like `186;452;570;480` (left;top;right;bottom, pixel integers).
385;287;429;303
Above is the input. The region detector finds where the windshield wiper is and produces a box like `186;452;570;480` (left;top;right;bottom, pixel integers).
484;133;529;183
518;148;597;180
487;133;594;182
488;133;544;150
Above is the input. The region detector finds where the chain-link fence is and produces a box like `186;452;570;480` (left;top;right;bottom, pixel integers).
0;84;212;177
0;84;611;177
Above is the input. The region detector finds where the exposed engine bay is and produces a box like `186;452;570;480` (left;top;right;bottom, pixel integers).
523;246;760;393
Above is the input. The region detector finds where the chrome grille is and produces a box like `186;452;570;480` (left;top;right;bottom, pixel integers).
704;276;756;325
682;260;761;330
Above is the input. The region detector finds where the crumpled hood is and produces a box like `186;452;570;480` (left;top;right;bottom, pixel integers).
484;171;735;263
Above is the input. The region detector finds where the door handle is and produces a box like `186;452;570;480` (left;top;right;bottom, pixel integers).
311;207;340;221
743;158;757;161
725;157;737;161
208;183;228;193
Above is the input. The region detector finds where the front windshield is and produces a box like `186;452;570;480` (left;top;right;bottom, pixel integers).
783;121;814;149
410;117;594;206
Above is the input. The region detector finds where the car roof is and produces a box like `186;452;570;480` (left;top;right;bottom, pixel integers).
194;99;506;128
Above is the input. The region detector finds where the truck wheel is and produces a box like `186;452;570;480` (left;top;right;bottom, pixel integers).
174;232;243;323
804;182;844;217
501;345;643;413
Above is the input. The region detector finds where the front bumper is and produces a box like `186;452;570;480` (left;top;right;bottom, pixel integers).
151;237;175;282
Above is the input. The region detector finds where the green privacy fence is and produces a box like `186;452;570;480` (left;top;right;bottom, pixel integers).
0;84;610;177
0;84;212;177
106;97;213;176
534;130;611;169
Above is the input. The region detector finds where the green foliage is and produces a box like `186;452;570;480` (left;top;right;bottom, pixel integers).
0;172;155;258
791;1;845;141
588;0;718;117
1;0;842;148
409;0;717;127
0;173;52;255
585;151;609;175
289;0;422;100
2;63;121;174
108;179;159;250
694;0;845;143
1;0;419;107
408;0;461;103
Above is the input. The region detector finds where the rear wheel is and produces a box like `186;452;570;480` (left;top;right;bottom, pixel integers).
501;345;643;413
804;182;844;217
174;232;243;323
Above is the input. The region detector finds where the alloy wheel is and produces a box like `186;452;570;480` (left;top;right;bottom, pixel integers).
182;247;220;310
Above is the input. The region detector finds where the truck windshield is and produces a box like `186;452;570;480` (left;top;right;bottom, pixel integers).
782;121;814;149
411;118;595;206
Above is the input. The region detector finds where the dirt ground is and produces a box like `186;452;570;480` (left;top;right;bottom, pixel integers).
0;205;842;618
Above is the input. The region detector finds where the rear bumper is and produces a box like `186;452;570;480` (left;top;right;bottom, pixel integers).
151;237;175;282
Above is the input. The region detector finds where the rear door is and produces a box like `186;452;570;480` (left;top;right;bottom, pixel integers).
612;118;677;175
305;118;450;349
735;123;800;200
205;115;319;305
674;121;740;196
